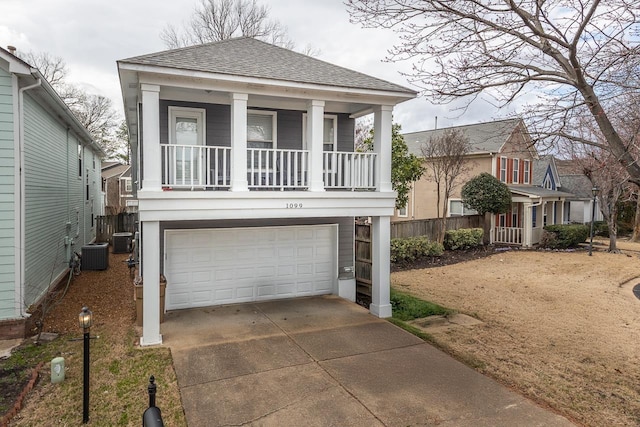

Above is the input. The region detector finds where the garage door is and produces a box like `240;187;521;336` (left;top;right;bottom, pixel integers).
164;225;337;310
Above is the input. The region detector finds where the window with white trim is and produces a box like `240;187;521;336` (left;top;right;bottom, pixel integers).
543;174;553;189
397;204;408;217
169;107;205;146
499;213;506;227
168;107;206;185
512;158;519;183
302;114;337;151
247;110;277;149
499;157;507;182
511;203;518;227
448;199;478;217
523;159;530;184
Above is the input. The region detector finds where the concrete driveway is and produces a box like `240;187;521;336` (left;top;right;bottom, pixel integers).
162;296;574;426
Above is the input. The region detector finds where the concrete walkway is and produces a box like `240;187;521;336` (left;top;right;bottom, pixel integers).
162;296;574;427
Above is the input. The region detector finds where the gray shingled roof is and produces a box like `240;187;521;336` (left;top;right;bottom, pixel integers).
556;174;593;199
403;118;522;157
119;37;415;94
509;184;575;198
533;156;552;186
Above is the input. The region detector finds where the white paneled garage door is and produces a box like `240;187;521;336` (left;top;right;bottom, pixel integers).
164;225;337;310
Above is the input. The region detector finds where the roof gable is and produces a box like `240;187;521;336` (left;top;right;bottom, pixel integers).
118;37;415;94
403;118;525;157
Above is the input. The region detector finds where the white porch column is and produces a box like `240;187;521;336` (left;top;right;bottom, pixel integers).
374;105;394;192
230;93;249;192
141;220;162;346
307;100;325;192
523;202;532;247
141;84;161;191
559;200;565;224
370;216;392;318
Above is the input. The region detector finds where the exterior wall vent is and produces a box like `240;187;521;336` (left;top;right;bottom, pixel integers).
81;243;109;270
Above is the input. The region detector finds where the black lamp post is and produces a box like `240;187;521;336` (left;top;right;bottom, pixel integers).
79;306;93;424
588;187;599;256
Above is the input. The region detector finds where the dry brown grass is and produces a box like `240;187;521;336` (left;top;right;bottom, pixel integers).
392;238;640;427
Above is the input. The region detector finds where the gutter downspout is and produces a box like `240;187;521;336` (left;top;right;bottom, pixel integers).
17;75;42;317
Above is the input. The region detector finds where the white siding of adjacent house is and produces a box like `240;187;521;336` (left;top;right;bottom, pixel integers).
0;67;15;319
22;93;98;308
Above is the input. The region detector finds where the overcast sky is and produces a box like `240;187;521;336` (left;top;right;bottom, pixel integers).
1;0;509;133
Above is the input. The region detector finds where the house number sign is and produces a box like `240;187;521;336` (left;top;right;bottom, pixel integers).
286;203;303;209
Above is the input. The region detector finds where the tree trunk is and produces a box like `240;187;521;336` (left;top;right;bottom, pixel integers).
631;193;640;242
608;207;619;253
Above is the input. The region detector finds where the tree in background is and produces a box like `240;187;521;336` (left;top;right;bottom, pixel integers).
580;151;627;253
421;129;472;242
362;123;424;210
19;50;126;161
461;173;511;216
347;1;640;186
162;0;293;48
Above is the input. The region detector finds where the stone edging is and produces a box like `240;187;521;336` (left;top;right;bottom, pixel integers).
0;361;44;427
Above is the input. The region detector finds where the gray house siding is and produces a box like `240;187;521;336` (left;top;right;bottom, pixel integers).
0;68;15;319
22;94;98;308
158;100;355;150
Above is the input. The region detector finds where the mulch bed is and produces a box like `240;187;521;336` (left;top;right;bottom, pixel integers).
391;246;498;272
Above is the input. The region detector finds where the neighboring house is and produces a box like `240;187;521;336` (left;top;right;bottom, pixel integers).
117;37;416;346
533;155;602;224
102;162;133;214
0;47;103;338
402;119;573;247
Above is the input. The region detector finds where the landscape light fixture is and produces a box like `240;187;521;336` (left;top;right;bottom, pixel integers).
78;306;93;424
588;187;599;256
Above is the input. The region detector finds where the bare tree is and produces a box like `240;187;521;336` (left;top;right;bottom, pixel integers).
20;51;67;89
580;150;627;253
161;0;294;49
18;49;124;159
421;129;472;242
347;1;640;185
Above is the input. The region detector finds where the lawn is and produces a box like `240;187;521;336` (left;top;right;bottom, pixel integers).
392;238;640;427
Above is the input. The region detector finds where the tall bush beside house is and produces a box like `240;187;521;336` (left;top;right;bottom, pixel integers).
461;172;512;215
541;224;589;249
444;228;484;250
391;237;444;263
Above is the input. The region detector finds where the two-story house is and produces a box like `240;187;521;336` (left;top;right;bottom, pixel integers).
402;119;573;247
117;37;416;346
0;47;103;338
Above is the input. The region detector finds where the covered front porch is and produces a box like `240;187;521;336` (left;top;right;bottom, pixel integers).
491;185;575;247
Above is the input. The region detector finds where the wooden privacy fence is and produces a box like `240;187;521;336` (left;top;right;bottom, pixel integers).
96;213;136;243
390;215;488;240
355;215;489;303
355;223;372;303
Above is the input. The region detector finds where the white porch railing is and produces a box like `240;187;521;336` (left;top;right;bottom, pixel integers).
323;152;376;190
161;144;231;189
494;227;523;245
160;144;377;191
247;148;309;189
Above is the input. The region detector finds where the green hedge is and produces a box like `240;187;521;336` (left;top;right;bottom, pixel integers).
444;228;484;250
390;236;444;263
541;224;590;249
